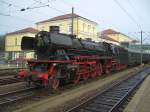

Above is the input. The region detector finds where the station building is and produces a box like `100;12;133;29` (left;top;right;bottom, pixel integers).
99;29;136;45
4;13;98;61
5;27;38;61
5;14;141;62
98;32;120;45
36;13;98;41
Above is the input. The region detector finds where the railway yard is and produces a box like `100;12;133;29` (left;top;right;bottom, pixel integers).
1;27;150;112
0;64;149;112
0;0;150;112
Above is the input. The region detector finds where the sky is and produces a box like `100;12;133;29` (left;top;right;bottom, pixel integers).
0;0;150;42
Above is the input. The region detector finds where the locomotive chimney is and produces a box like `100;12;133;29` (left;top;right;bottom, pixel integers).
49;26;59;33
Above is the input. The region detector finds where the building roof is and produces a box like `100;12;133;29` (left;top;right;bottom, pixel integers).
101;29;136;42
131;39;139;43
101;29;120;35
6;27;39;35
36;13;98;24
100;35;119;43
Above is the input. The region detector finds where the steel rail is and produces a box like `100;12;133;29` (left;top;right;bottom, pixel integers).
0;77;23;86
66;67;150;112
0;87;36;106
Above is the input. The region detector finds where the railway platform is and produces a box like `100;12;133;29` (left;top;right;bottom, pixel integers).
124;74;150;112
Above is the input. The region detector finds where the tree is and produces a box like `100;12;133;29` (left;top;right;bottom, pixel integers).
0;35;5;51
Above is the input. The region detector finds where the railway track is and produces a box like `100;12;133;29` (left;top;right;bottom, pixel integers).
0;68;25;71
0;71;17;76
0;77;23;86
0;68;26;76
67;67;150;112
0;87;36;106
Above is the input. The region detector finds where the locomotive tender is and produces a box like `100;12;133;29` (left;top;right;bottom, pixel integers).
18;26;150;89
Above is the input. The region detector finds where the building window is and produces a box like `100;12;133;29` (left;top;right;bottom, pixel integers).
92;27;95;34
68;23;72;33
88;25;91;33
59;24;63;32
41;26;44;31
82;23;85;31
15;38;17;45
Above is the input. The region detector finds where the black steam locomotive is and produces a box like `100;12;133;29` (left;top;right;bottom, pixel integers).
18;26;150;89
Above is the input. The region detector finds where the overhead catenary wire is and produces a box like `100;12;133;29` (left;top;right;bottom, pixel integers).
0;0;65;25
0;1;35;22
0;12;35;24
56;0;92;16
1;0;149;40
126;0;143;21
126;0;144;29
113;0;142;30
0;13;10;16
0;0;16;7
48;5;66;14
0;23;22;28
0;0;50;25
142;32;150;42
128;32;140;41
0;0;50;17
20;4;50;11
56;0;120;31
30;0;66;14
58;0;147;39
0;0;118;31
0;0;67;32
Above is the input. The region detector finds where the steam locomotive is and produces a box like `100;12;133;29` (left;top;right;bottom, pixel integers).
18;26;150;89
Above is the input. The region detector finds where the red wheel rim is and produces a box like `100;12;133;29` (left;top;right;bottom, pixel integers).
52;79;60;89
73;74;80;84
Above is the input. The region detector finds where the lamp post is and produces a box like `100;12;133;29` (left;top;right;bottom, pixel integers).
140;31;143;65
71;7;74;35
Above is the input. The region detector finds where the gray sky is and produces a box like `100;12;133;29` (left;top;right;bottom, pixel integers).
0;0;150;42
